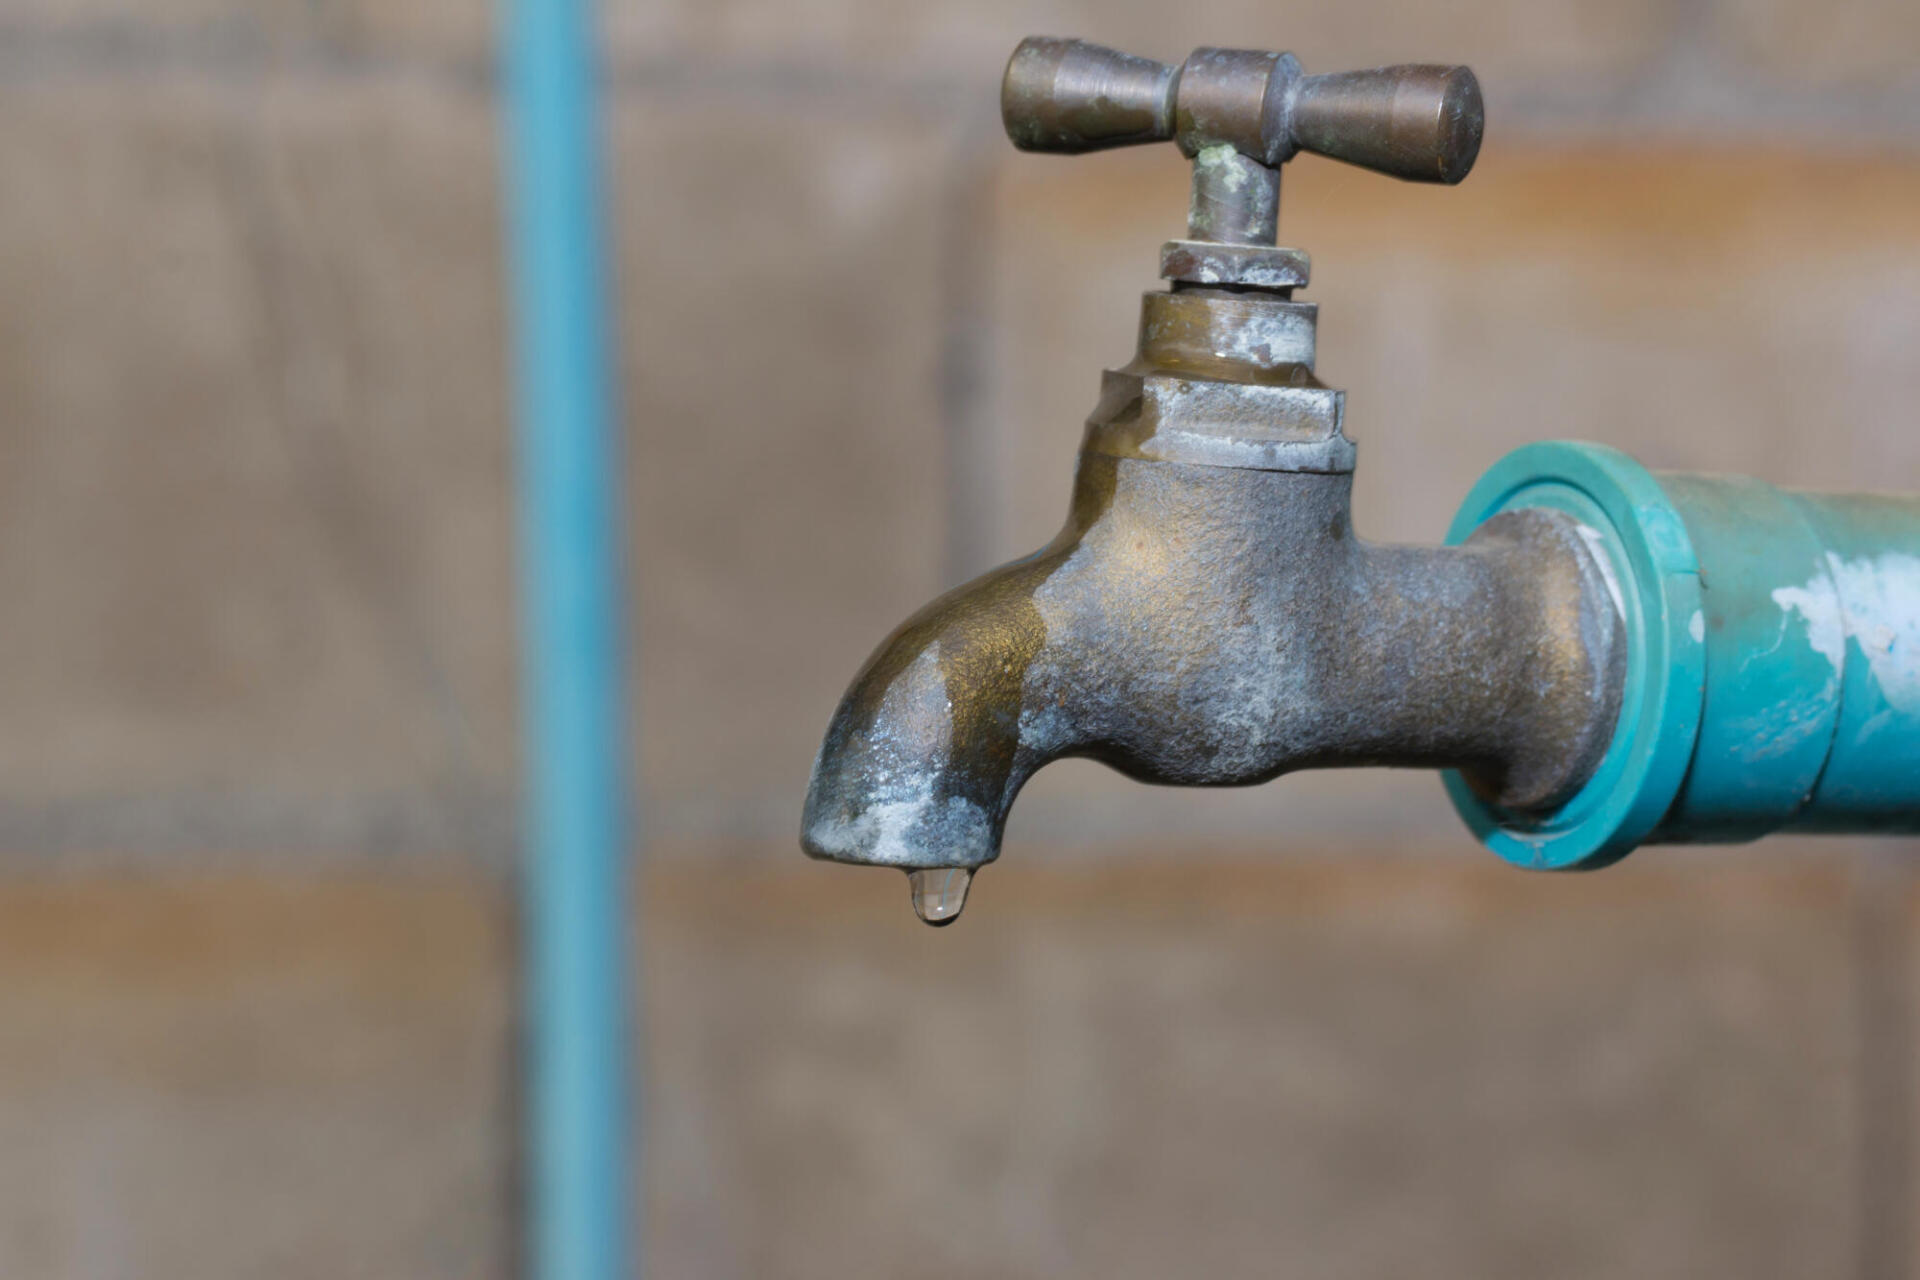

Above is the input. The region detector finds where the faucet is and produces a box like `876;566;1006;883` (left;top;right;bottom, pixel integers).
804;37;1920;924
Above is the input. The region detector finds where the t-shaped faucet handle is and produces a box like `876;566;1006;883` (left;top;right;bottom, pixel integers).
1002;37;1484;247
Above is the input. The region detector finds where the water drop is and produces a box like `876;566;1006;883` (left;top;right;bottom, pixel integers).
907;867;972;927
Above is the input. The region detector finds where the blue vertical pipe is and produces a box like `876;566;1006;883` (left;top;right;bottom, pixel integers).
498;2;633;1278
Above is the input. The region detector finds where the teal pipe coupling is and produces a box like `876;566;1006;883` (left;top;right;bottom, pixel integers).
1448;441;1920;870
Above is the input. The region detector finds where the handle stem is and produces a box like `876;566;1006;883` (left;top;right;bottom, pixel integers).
1189;146;1280;245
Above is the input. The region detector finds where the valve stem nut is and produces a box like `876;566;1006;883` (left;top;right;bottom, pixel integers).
1160;241;1311;291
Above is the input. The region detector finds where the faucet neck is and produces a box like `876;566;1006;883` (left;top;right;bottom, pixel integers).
1081;275;1349;475
1137;288;1317;382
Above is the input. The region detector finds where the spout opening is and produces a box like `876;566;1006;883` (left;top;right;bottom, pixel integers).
802;770;1003;871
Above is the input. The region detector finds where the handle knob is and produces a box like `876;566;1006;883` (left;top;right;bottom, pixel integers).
1292;65;1484;184
1001;37;1179;155
1002;37;1484;185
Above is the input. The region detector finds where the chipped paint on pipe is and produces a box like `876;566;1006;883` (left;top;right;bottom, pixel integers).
1718;490;1920;834
1450;444;1920;867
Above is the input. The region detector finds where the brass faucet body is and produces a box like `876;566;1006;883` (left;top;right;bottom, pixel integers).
803;285;1626;870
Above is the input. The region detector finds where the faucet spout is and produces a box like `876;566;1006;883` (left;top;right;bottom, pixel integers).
800;537;1064;871
801;447;1140;870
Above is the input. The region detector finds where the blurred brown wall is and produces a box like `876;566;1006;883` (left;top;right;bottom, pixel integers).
1;2;1919;1277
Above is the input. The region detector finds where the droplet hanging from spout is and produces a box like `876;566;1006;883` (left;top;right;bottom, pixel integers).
907;867;972;927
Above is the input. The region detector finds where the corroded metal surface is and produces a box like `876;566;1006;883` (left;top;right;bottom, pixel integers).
800;38;1611;875
801;455;1623;870
1189;145;1281;246
802;284;1623;871
1136;288;1318;377
1160;241;1310;291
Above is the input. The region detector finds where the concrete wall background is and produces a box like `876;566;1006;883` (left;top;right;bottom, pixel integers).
1;1;1919;1277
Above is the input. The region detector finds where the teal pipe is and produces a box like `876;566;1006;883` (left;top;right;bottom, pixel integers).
1448;442;1920;869
499;0;633;1277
